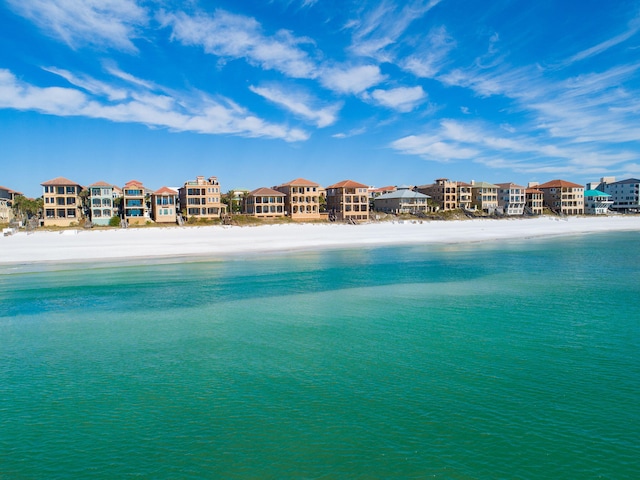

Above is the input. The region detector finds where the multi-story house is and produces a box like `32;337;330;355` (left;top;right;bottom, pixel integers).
416;178;458;211
470;181;498;214
178;176;226;220
525;186;544;215
244;188;286;218
122;180;149;224
88;181;115;226
535;179;584;215
373;186;430;214
0;185;21;222
583;190;613;215
152;187;178;223
496;182;526;216
457;182;473;210
325;179;369;222
273;178;323;221
593;177;640;213
41;177;83;227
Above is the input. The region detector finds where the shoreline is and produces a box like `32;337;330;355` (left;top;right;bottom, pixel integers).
1;216;639;268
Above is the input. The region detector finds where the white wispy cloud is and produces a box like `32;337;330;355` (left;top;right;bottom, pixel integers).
365;86;426;112
332;126;367;139
43;67;129;101
0;68;308;142
249;84;341;127
158;9;317;79
401;25;455;78
6;0;147;52
319;64;386;94
562;14;640;65
347;0;442;61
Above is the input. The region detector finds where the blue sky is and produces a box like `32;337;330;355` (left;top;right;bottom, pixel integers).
2;0;640;197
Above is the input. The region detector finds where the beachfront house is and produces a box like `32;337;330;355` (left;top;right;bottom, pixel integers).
178;176;226;220
0;185;21;222
152;187;178;223
496;183;526;216
525;186;544;215
123;180;149;224
593;177;640;213
535;179;584;215
88;181;116;226
325;180;369;223
41;177;83;227
273;178;323;221
373;186;430;214
583;190;613;215
244;187;286;218
416;178;458;211
470;181;499;214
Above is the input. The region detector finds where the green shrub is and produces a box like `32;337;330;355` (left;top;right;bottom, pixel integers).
109;216;121;227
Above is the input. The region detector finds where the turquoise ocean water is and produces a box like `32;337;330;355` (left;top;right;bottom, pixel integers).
1;231;639;478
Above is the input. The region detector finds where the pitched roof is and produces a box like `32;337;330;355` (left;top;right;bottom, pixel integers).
495;182;526;189
124;180;144;187
584;189;611;197
0;185;22;194
369;185;397;193
249;187;285;196
537;179;583;189
326;179;369;189
154;186;178;195
278;178;320;187
376;189;430;200
470;181;498;188
89;180;114;187
525;187;543;193
41;176;81;186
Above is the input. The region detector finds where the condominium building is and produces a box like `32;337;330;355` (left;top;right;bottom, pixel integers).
273;178;322;221
122;180;149;224
535;179;584;215
88;181;115;226
525;187;544;215
244;187;286;217
593;177;640;213
41;177;83;227
495;182;526;216
470;181;498;214
325;179;369;222
178;176;226;219
151;187;178;223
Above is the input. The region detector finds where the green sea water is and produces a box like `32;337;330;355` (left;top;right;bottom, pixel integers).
1;232;639;479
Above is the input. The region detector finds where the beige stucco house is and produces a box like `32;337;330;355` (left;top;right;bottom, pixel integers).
325;179;369;222
273;178;323;221
42;177;83;227
179;176;226;220
245;187;286;218
152;187;178;223
535;179;584;215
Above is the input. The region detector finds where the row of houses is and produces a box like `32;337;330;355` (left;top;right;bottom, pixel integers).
2;175;639;227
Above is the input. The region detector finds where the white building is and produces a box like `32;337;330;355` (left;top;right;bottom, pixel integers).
495;182;526;216
583;189;613;215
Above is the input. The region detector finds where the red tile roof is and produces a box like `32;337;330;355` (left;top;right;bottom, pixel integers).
536;179;584;189
249;187;285;196
154;186;178;195
41;176;81;186
124;180;144;187
278;178;321;187
89;180;114;187
326;179;369;189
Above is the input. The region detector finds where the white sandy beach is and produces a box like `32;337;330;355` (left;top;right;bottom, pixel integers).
1;216;639;265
